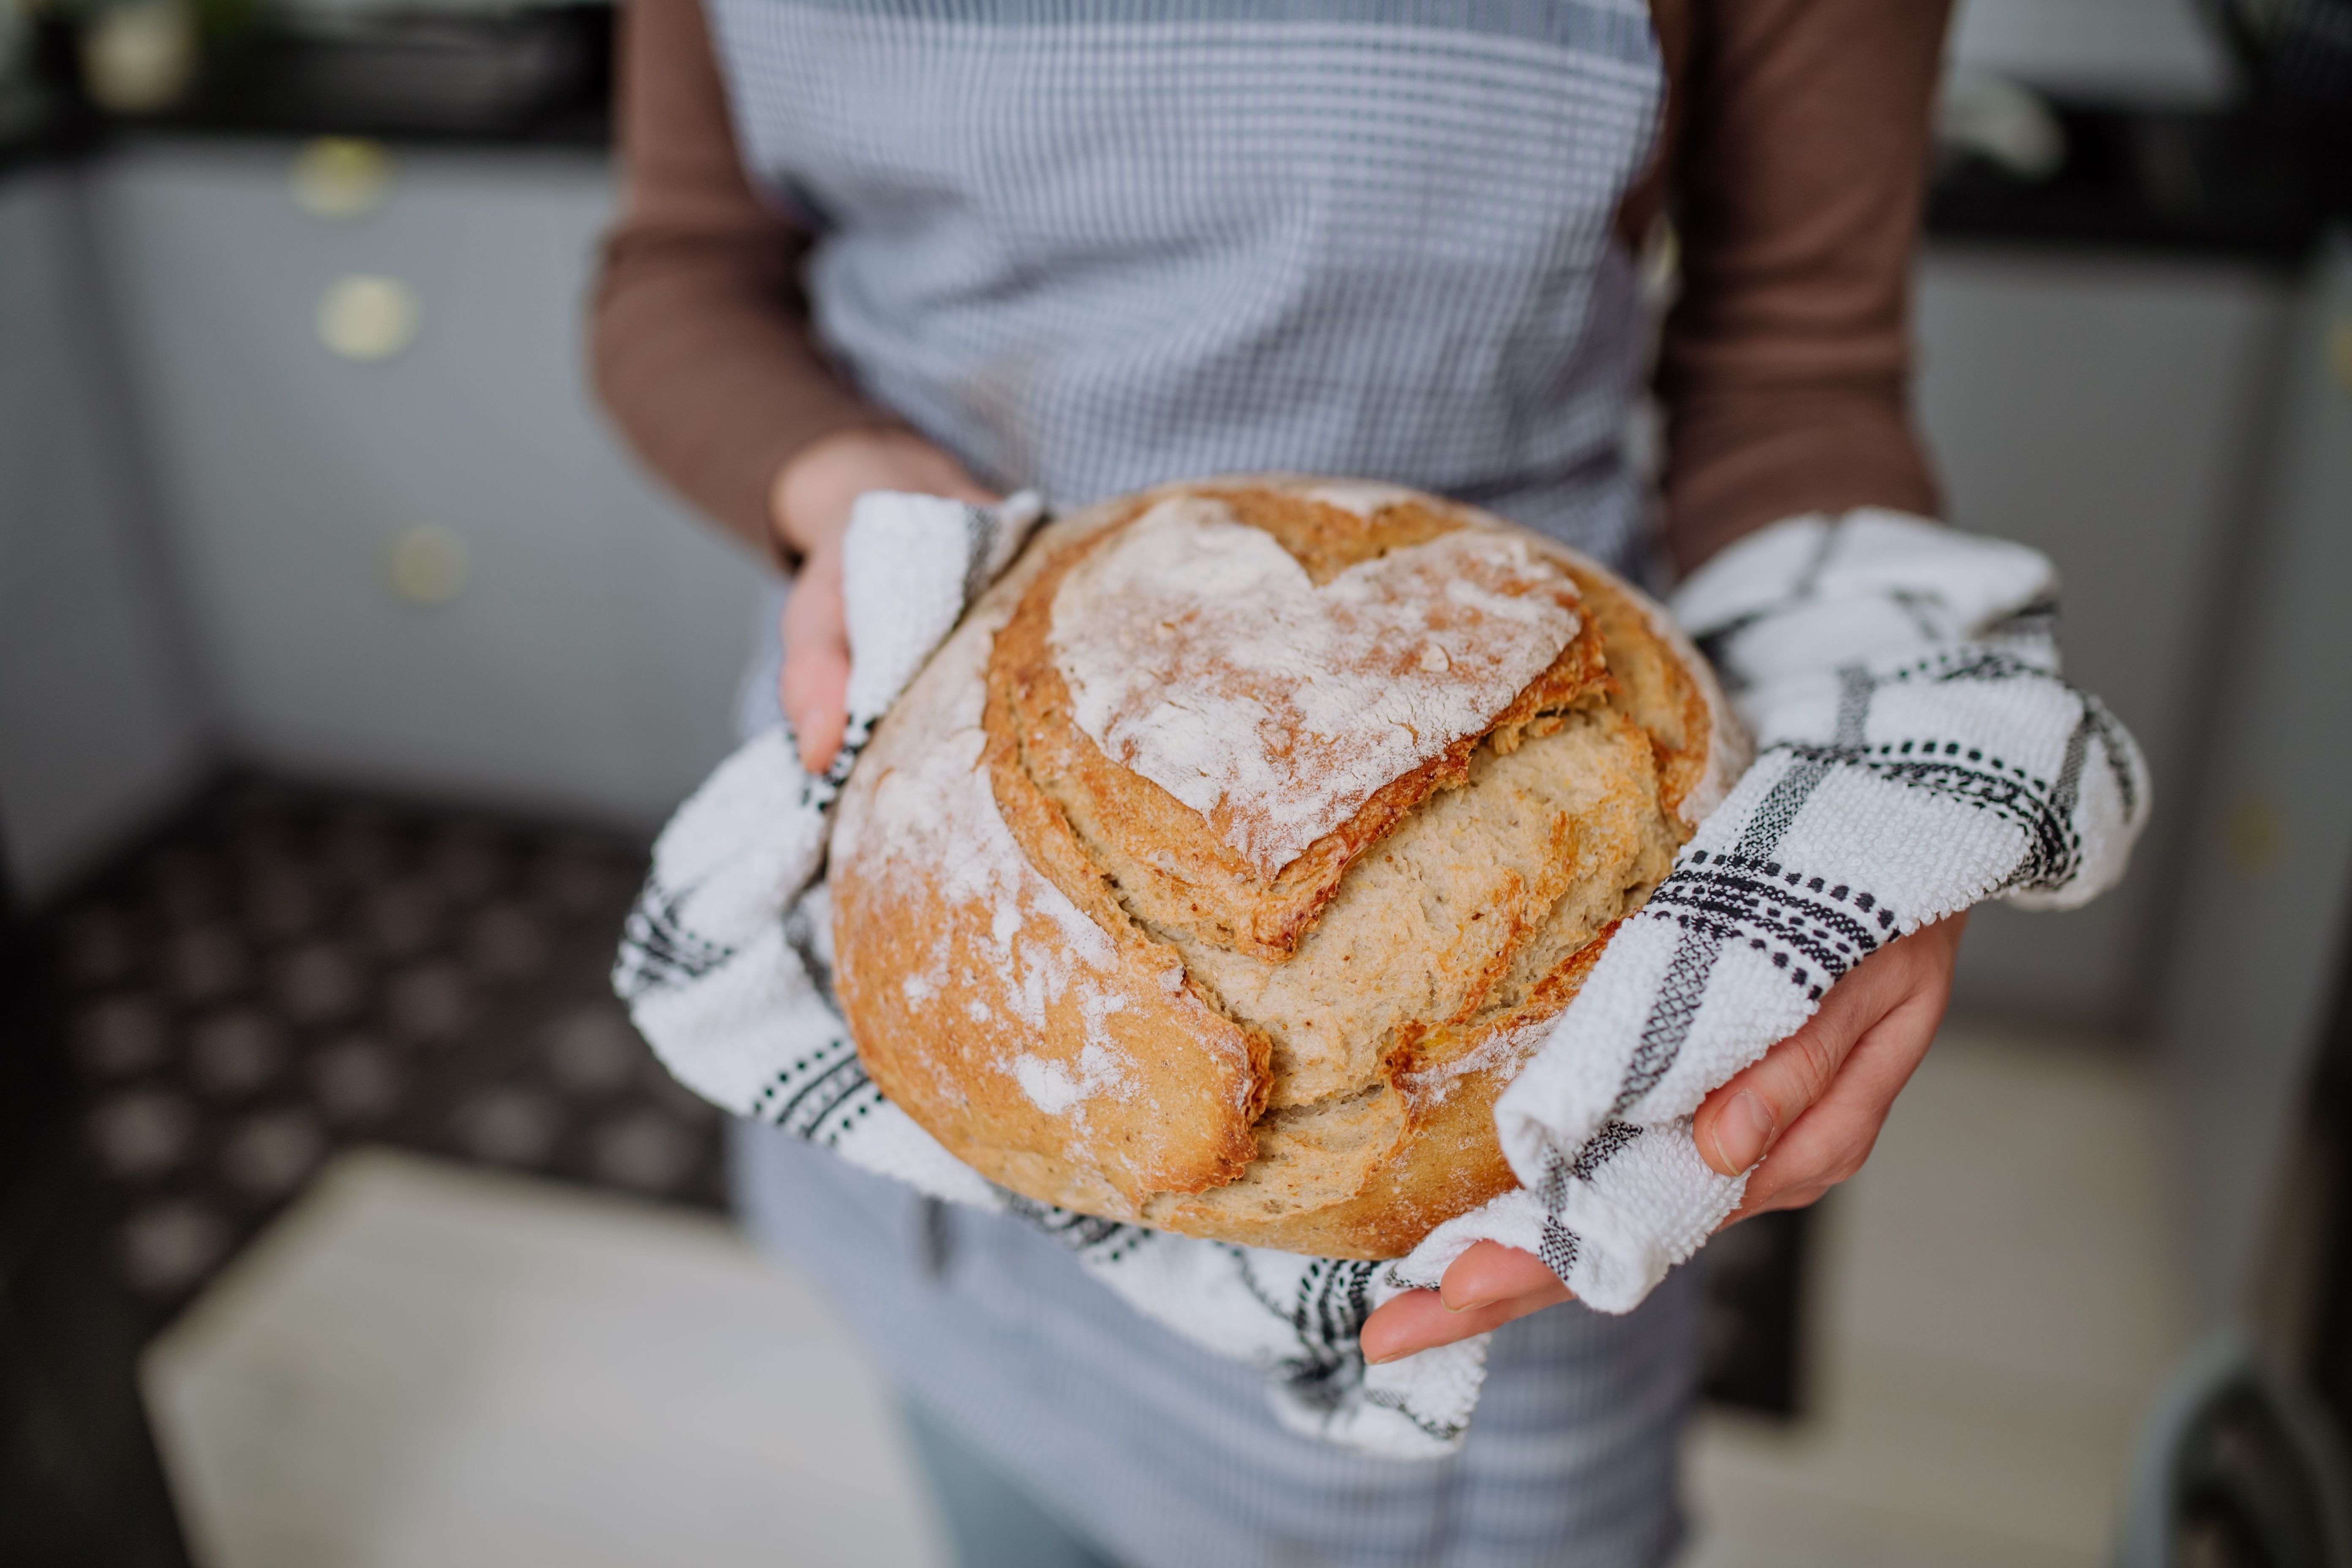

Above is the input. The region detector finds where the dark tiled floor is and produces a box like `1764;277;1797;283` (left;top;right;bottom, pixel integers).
36;775;721;1335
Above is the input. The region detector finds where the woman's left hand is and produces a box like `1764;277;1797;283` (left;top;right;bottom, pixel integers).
1358;911;1968;1365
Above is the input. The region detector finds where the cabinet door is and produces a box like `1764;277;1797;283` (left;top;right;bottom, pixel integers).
2158;235;2352;1317
95;140;761;827
1915;248;2291;1027
0;165;208;899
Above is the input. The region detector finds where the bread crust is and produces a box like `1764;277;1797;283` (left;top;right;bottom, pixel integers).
831;477;1744;1256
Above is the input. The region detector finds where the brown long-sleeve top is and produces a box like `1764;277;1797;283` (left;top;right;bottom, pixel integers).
592;0;1951;574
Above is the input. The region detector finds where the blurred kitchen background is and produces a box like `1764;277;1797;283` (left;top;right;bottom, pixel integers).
2;0;2349;1563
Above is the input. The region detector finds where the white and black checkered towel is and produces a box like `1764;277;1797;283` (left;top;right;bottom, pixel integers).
617;495;2148;1461
1490;509;2150;1314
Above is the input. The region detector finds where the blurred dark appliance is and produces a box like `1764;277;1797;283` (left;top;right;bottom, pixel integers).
2204;0;2352;128
1699;1207;1814;1418
1932;97;2326;261
2305;917;2352;1457
2119;1333;2352;1568
192;4;610;138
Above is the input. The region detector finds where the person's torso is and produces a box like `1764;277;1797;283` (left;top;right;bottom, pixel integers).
705;0;1666;567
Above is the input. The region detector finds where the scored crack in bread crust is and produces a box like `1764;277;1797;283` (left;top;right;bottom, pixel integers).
830;476;1746;1259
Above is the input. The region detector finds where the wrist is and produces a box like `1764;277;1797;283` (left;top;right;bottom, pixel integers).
768;425;1000;569
770;428;882;565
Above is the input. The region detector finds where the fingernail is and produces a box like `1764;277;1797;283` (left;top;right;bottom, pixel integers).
1443;1293;1497;1315
1712;1092;1775;1173
1365;1346;1408;1366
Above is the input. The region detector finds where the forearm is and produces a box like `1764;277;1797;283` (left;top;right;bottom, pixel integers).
589;0;898;562
592;239;897;559
1655;0;1952;574
1663;378;1939;570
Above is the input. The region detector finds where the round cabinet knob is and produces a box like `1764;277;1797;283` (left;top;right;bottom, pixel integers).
385;526;469;607
291;139;392;220
81;0;196;115
317;275;421;362
2224;789;2285;885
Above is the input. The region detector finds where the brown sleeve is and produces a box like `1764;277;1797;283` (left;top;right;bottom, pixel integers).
590;0;901;561
1653;0;1952;574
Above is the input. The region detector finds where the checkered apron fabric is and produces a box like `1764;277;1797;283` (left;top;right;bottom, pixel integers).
703;0;1666;568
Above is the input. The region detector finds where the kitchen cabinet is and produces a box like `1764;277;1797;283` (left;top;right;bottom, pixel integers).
2153;233;2352;1319
1915;247;2293;1028
0;163;210;901
1911;233;2352;1318
93;139;761;829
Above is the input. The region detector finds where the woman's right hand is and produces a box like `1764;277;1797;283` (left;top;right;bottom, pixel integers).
770;428;997;773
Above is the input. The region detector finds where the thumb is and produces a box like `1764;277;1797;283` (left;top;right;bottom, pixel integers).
779;554;850;774
1690;974;1876;1178
781;640;849;775
1689;915;1958;1177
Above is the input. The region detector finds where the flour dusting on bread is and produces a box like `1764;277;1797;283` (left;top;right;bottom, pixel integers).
1049;494;1584;879
1395;1015;1551;1109
852;597;1130;1114
1297;479;1420;516
1014;1041;1125;1115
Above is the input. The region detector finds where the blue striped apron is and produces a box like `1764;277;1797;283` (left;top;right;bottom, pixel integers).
707;0;1665;569
708;2;1701;1561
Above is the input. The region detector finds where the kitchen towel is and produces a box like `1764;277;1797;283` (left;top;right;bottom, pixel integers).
1490;509;2150;1313
617;494;2148;1460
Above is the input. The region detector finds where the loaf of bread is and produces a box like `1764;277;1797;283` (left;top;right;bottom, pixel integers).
830;477;1745;1259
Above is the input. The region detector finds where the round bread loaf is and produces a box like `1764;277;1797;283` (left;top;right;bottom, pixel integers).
830;477;1747;1259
